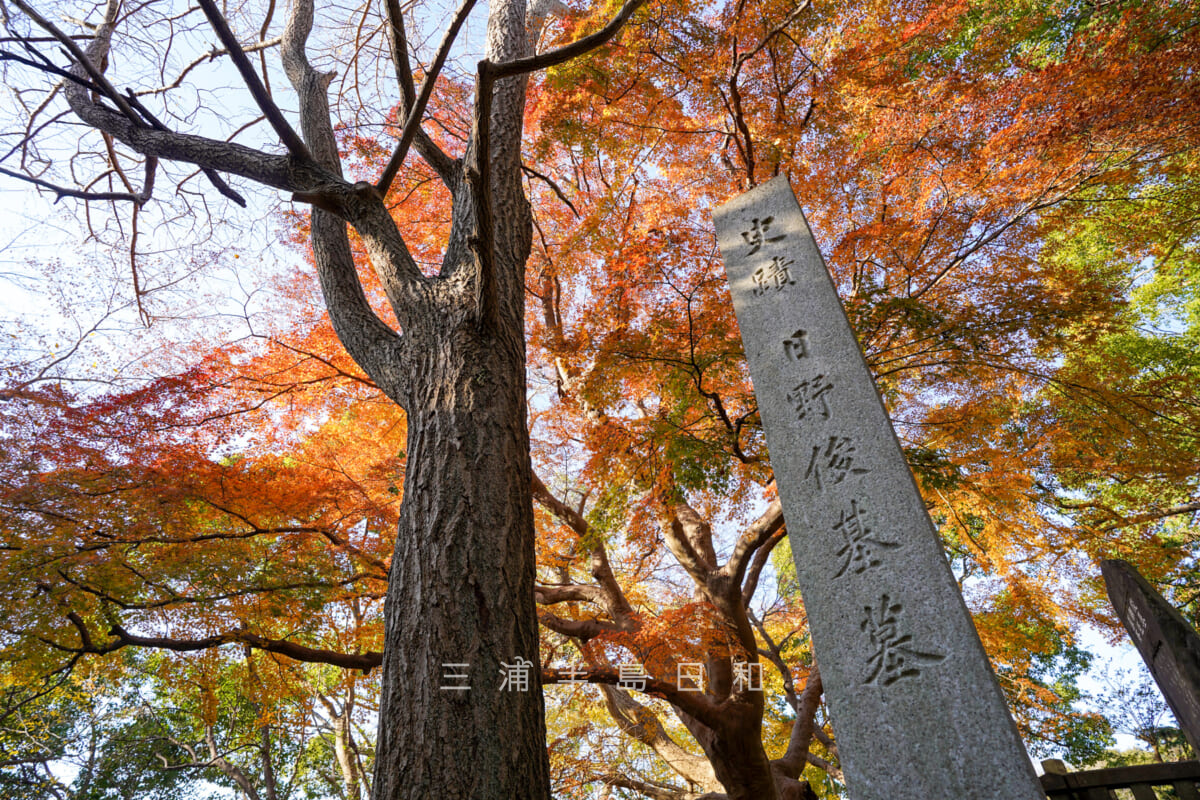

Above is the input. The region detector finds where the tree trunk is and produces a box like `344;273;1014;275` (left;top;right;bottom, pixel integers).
371;316;549;799
36;0;546;795
366;0;549;796
331;707;360;800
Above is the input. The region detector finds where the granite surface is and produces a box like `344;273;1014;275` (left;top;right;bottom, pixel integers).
714;175;1043;799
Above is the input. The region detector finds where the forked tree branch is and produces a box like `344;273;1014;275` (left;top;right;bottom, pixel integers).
466;0;647;328
122;89;246;205
281;0;415;402
722;498;784;591
664;503;718;583
376;0;477;196
38;0;307;191
741;527;786;607
12;0;142;124
382;0;456;182
531;472;637;628
195;0;312;161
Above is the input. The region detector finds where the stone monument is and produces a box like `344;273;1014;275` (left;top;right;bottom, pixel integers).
1103;558;1200;754
713;175;1043;799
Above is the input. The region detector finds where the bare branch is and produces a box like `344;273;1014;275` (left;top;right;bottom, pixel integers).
0;35;94;43
0;163;149;203
531;471;589;532
381;0;455;182
376;0;476;195
105;623;382;673
0;45;102;91
34;1;311;194
489;0;649;80
12;0;142;124
382;0;416;109
279;0;425;403
136;37;282;99
122;90;245;206
195;0;311;161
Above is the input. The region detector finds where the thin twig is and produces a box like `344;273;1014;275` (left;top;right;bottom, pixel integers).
123;89;247;206
0;163;147;203
134;37;282;98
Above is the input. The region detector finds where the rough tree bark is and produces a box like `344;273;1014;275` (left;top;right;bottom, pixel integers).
4;0;644;795
360;3;550;797
292;0;550;795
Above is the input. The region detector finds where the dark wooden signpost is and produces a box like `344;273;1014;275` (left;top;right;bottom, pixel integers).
1102;558;1200;754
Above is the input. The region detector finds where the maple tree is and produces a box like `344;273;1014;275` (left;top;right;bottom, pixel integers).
0;318;394;796
513;0;1198;790
1;0;1199;799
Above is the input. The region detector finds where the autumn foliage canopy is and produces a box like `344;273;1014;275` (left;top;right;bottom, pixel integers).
2;0;1199;797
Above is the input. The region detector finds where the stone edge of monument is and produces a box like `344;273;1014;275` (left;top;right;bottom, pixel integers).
712;174;1043;799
